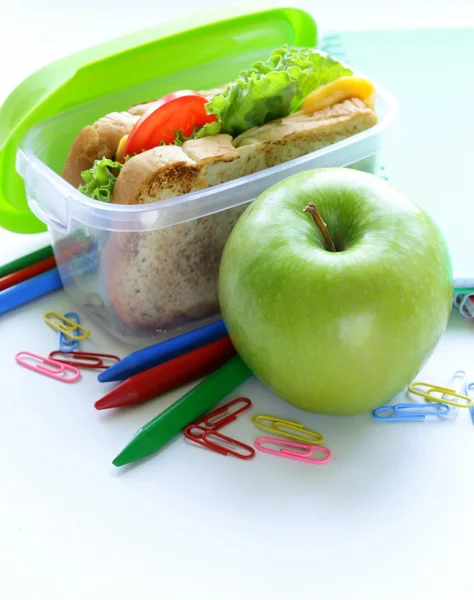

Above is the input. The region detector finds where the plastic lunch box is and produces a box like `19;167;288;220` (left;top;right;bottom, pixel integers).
0;3;398;347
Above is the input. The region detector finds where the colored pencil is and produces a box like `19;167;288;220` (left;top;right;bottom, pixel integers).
56;239;94;262
0;268;62;316
0;256;57;292
112;355;252;467
95;336;236;410
0;245;54;279
0;239;95;285
98;319;228;383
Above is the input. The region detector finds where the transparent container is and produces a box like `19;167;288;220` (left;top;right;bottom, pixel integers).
16;53;399;347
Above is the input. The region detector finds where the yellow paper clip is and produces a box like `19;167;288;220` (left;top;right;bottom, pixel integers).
408;381;473;408
85;292;106;311
43;312;90;341
252;415;324;445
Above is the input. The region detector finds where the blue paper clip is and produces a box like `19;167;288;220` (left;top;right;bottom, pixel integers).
373;402;450;422
467;383;474;425
61;249;99;285
58;312;80;352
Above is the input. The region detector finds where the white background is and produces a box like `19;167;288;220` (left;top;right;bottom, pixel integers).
2;2;474;599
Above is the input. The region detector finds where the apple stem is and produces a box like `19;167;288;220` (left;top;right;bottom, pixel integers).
303;203;337;252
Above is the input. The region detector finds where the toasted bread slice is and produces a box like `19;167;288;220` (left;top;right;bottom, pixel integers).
111;135;240;206
103;207;244;329
103;98;377;330
112;98;376;204
61;112;139;188
61;86;227;187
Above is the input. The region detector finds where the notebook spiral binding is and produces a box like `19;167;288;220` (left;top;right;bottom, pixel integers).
454;294;474;319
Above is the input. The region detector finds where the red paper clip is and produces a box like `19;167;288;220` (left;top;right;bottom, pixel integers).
201;397;252;429
202;430;255;459
184;397;254;459
48;351;120;370
184;425;254;459
184;425;227;455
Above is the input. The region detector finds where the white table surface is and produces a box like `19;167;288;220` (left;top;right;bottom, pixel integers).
2;2;474;599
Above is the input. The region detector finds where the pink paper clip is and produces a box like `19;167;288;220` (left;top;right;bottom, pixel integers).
15;351;81;383
254;437;331;465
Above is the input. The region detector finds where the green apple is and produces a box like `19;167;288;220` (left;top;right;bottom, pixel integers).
218;168;453;415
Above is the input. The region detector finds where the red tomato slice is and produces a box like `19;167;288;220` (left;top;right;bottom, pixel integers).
122;90;216;160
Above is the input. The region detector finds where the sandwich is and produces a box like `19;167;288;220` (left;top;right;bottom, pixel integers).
61;46;378;332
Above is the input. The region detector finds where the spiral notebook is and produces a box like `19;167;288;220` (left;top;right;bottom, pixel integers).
320;27;474;293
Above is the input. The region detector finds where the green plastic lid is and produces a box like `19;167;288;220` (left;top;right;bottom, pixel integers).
0;2;316;234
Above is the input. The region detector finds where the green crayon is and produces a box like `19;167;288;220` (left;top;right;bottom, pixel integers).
113;355;252;467
0;245;53;278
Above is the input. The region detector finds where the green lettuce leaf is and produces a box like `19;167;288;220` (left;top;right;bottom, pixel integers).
200;46;353;138
79;157;123;202
172;127;205;146
198;71;297;138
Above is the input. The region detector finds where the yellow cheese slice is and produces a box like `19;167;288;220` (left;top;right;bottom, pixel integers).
115;134;129;163
301;76;376;114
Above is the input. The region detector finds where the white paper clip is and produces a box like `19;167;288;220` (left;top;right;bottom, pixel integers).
456;294;474;319
437;370;468;420
467;383;474;426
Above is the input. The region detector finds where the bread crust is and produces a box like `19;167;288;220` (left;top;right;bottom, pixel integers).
61;112;139;187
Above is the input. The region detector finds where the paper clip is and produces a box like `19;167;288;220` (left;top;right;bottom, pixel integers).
15;351;81;383
184;425;255;459
58;332;79;352
61;250;99;282
252;414;324;444
184;397;253;458
184;425;226;452
44;311;90;340
55;237;94;262
408;381;473;408
58;312;81;352
254;437;331;464
436;370;468;420
456;294;474;319
187;398;252;437
201;397;252;428
48;351;120;370
466;383;474;426
84;292;107;310
373;403;450;422
83;292;109;320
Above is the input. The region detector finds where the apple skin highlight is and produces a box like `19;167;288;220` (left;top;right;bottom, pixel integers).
218;168;453;416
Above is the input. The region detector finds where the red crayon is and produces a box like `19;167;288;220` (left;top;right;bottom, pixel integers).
0;256;57;292
0;239;94;292
94;336;237;410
